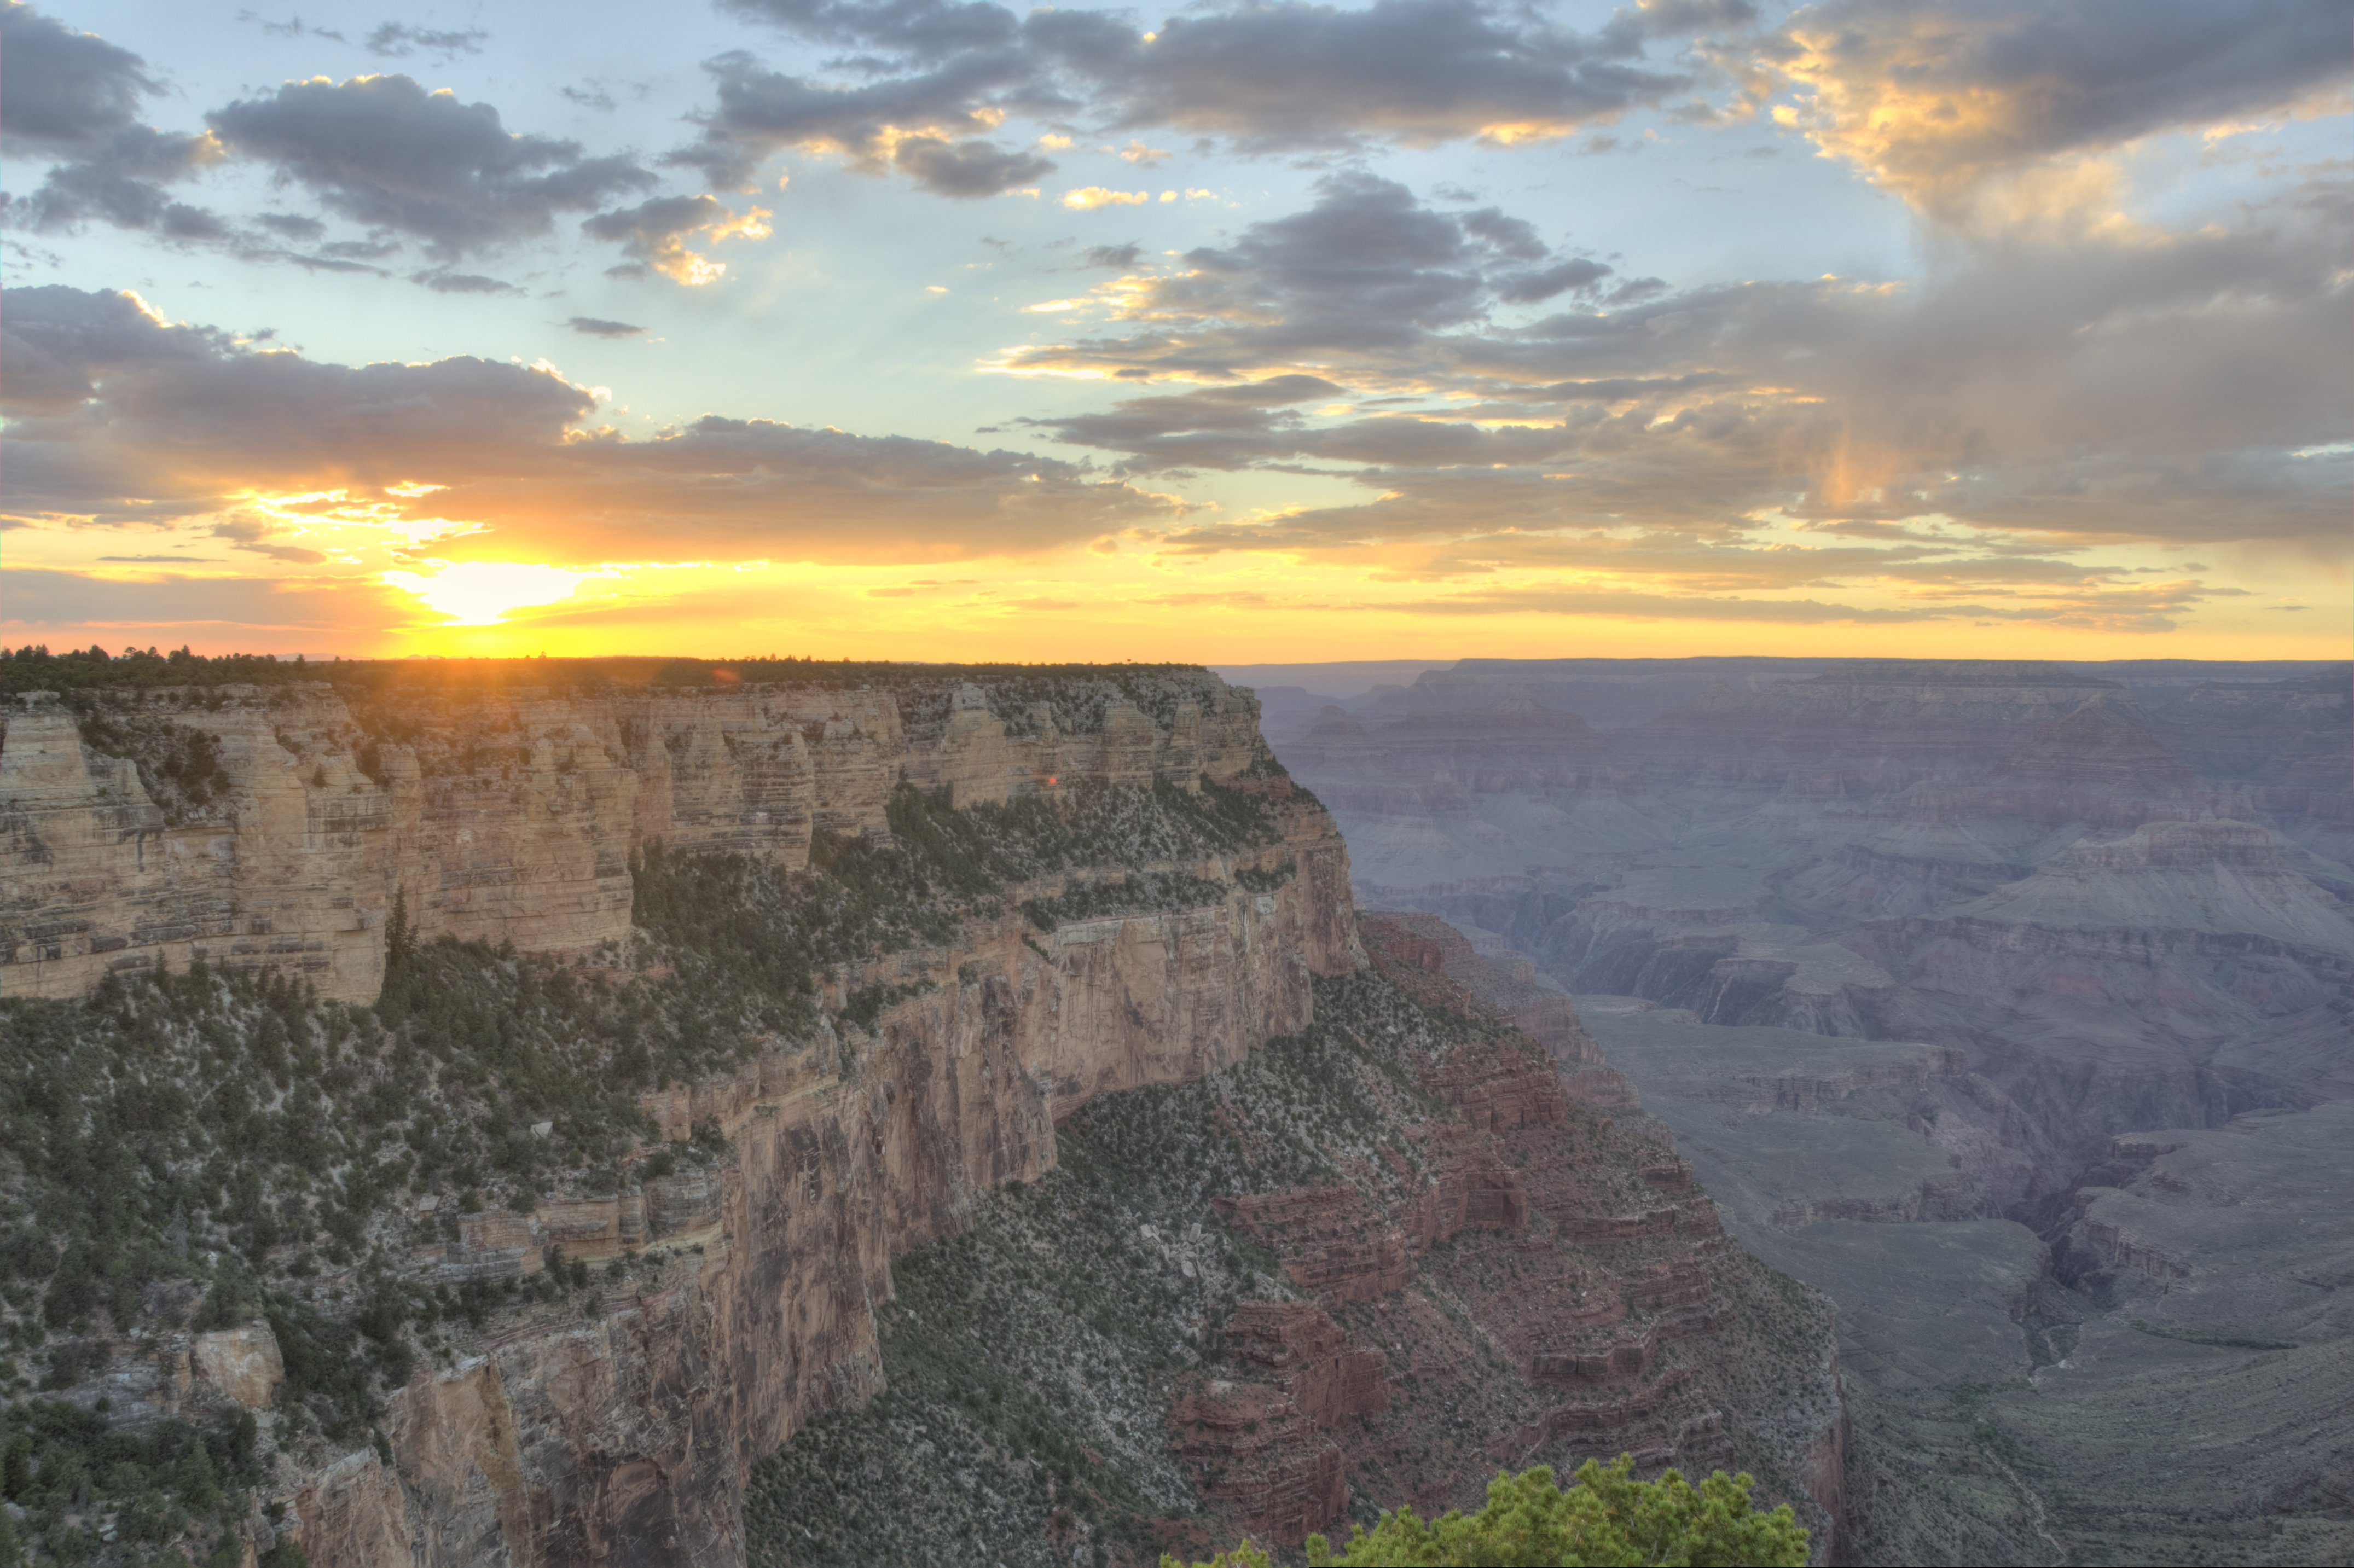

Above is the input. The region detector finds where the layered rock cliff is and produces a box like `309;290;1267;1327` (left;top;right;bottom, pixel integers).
1259;655;2354;1565
1;663;1845;1568
2;669;1272;1002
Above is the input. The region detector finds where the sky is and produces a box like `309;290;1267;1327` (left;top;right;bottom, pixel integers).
2;0;2349;664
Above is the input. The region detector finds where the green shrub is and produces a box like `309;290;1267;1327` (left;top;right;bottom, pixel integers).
1304;1457;1808;1567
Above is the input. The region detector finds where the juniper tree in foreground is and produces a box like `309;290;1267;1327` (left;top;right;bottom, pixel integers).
1166;1455;1809;1568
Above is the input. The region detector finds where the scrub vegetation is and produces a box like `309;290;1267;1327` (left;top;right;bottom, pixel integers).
0;758;1286;1565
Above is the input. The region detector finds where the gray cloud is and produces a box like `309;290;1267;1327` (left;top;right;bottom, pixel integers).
581;193;765;282
210;512;328;564
679;1;1693;193
239;14;347;44
0;1;154;154
1;285;1178;561
1002;172;1619;386
566;316;646;338
0;567;382;640
719;0;1021;61
1390;588;1982;624
207;74;657;259
1056;0;1685;149
365;22;488;59
890;134;1054;196
0;286;225;416
253;211;326;241
1017;375;1345;471
11;125;227;235
1001;161;2348;584
1;5;225;236
668;47;1030;188
1768;0;2354;217
1494;256;1613;303
413;271;518;294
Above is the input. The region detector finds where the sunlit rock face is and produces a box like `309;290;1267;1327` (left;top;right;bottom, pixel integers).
0;671;1273;1000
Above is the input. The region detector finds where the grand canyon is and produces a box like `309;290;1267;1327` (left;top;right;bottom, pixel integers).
1;653;2345;1565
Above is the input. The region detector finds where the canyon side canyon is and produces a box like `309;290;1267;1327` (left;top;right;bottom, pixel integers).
1;662;1848;1568
1257;655;2353;1565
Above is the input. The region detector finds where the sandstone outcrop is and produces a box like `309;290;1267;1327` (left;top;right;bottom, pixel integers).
192;1325;286;1410
1;672;1273;1001
283;760;1354;1562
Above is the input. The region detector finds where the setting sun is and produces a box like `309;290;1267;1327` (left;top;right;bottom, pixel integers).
381;561;601;626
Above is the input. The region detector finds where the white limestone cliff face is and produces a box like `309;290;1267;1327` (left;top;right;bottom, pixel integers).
1;675;1273;1001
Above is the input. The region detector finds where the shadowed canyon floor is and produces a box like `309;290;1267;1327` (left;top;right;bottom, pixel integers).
1267;656;2354;1565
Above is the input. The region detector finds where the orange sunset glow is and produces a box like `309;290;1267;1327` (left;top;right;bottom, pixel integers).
2;0;2346;663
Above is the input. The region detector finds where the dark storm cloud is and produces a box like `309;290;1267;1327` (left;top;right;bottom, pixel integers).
890;135;1054;197
679;1;1692;192
0;286;1178;560
1772;0;2354;214
566;316;646;338
206;74;657;260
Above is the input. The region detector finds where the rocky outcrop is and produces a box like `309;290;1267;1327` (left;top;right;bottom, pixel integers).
1;672;1274;1001
192;1326;286;1410
3;667;1365;1567
1358;911;1640;1111
272;773;1358;1565
1184;921;1840;1543
1167;1304;1387;1544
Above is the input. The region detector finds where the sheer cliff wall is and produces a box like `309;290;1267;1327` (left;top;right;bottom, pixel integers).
1;676;1271;1001
2;671;1371;1566
289;818;1360;1567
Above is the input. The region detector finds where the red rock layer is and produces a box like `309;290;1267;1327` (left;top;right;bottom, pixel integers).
1159;917;1833;1547
1360;911;1640;1112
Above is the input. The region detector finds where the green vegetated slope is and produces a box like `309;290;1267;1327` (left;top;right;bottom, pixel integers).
0;770;1289;1566
0;646;1225;736
744;967;1840;1568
